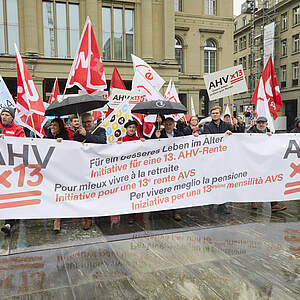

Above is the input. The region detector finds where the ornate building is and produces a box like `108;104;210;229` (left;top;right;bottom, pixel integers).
0;0;233;115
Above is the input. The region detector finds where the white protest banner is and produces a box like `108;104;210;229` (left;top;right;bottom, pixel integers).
100;101;131;143
0;134;299;219
263;22;275;67
109;89;145;109
204;65;248;100
0;76;16;110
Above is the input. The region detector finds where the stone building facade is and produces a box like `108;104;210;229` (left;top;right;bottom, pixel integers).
0;0;233;115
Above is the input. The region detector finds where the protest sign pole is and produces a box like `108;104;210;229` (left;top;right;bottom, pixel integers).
28;105;37;138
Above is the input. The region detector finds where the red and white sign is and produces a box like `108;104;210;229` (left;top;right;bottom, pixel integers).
66;16;106;93
15;45;46;137
204;65;248;100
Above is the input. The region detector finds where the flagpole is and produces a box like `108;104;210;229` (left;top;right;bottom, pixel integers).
28;105;37;138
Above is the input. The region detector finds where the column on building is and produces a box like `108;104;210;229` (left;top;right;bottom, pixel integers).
163;0;175;62
141;0;153;59
85;0;99;42
22;0;39;55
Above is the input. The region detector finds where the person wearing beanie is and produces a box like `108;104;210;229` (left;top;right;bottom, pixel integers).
0;107;26;237
0;107;25;137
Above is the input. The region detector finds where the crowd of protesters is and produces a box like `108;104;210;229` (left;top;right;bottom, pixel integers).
0;104;294;235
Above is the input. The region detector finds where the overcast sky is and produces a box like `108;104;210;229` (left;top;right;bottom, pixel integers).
234;0;244;16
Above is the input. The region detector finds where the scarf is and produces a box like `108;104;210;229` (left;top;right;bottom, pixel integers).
190;124;199;133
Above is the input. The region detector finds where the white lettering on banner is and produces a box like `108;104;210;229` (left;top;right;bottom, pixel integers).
75;52;89;70
0;134;299;219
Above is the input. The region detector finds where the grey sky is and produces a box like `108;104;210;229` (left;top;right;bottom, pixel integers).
234;0;244;16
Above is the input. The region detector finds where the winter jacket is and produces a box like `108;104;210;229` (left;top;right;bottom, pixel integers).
157;128;184;139
290;117;300;133
202;119;234;134
0;121;25;137
247;125;270;134
118;134;139;142
74;126;107;144
233;123;246;133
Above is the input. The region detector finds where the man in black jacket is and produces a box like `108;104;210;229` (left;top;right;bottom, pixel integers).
203;106;234;135
74;112;106;229
203;106;233;214
74;112;106;144
247;116;287;212
155;117;183;221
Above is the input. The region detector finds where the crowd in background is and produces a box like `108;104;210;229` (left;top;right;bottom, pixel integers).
1;104;298;236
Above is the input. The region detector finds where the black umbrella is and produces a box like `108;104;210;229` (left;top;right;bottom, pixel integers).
131;100;187;115
45;94;108;116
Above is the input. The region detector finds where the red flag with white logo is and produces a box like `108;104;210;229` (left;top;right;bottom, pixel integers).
66;16;106;93
15;45;46;137
48;78;60;104
251;56;282;120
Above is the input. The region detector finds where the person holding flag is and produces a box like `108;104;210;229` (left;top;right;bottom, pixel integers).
0;107;25;236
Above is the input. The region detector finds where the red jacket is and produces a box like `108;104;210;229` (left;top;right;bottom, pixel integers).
118;134;139;142
0;122;25;137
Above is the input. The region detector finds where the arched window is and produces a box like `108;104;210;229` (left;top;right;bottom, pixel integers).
175;37;183;72
204;39;216;73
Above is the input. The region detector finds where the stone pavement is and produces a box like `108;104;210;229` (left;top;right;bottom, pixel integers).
0;201;300;299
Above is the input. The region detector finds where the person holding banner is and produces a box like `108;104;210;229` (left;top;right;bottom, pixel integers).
247;116;287;212
74;112;106;230
232;116;246;133
45;118;71;233
154;117;183;221
183;116;201;136
0;107;25;236
203;106;233;214
117;120;145;224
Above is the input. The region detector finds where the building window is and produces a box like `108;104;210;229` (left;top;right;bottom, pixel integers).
234;59;237;66
234;40;238;53
175;37;183;72
293;6;300;25
102;6;134;61
239;35;246;50
281;12;287;31
248;33;252;47
234;22;237;32
205;0;216;15
293;34;299;53
204;39;216;73
292;62;299;86
281;65;286;88
239;57;242;65
43;1;79;58
242;56;247;69
174;0;182;12
281;39;287;56
0;0;19;55
242;17;247;26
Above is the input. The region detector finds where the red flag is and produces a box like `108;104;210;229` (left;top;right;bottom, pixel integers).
109;66;126;94
48;78;60;104
66;17;106;93
15;45;46;137
106;66;127;118
251;56;282;120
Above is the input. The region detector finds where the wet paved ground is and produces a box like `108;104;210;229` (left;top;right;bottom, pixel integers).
0;201;300;299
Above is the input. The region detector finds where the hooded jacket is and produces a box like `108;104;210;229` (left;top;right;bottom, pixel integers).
0;121;25;137
290;117;300;133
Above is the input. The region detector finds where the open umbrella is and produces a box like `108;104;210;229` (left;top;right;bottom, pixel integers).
45;94;108;116
131;100;187;115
